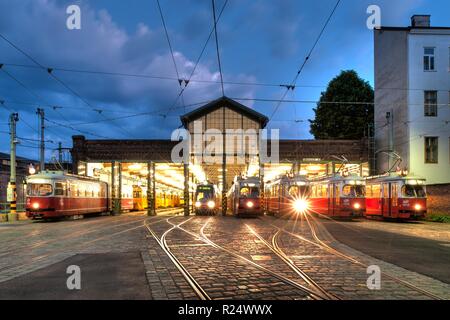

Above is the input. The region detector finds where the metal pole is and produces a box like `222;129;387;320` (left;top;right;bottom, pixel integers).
8;113;19;221
58;142;63;164
184;162;190;216
147;162;156;216
37;108;45;172
221;105;227;216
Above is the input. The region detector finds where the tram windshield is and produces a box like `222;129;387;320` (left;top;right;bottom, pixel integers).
196;186;214;201
240;186;259;198
342;185;365;198
402;185;426;198
27;183;53;196
288;185;309;197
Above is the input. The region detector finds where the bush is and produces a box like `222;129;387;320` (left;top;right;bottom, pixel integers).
426;214;450;223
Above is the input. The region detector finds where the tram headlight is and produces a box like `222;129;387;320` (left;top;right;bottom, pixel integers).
414;204;422;211
195;201;201;208
32;203;39;210
207;201;215;209
293;199;309;213
353;202;361;210
246;201;254;208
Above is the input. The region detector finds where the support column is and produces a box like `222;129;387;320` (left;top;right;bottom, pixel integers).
259;161;265;215
221;106;227;216
147;162;156;216
8;113;19;222
112;161;121;215
118;162;122;214
184;163;190;216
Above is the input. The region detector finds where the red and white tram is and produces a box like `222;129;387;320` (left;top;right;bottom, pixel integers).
309;174;365;218
26;171;108;219
365;174;427;219
227;176;262;217
264;175;310;217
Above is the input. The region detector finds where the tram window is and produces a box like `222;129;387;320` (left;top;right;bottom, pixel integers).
27;184;53;196
392;184;398;206
342;185;365;197
54;182;66;196
372;184;381;198
240;187;259;198
402;185;426;198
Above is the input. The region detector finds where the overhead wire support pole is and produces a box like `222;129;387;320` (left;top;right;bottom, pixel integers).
212;0;225;97
37;108;45;172
8;112;19;221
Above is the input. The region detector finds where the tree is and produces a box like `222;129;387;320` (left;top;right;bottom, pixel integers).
309;70;374;140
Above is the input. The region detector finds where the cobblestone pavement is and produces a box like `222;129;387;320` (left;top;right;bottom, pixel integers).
0;212;449;300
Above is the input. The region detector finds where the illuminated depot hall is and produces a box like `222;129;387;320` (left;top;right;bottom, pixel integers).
70;97;369;216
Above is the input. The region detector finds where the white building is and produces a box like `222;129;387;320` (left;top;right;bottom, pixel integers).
374;15;450;184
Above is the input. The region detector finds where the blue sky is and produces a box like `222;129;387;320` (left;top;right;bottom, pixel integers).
0;0;448;161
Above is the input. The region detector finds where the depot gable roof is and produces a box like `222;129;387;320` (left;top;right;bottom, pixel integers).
180;96;269;129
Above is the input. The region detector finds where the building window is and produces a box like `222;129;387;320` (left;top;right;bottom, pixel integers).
424;137;438;164
424;47;435;71
424;91;438;117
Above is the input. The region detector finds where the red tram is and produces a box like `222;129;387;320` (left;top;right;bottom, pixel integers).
309;174;365;218
227;176;262;217
26;171;108;219
365;174;427;219
264;175;310;217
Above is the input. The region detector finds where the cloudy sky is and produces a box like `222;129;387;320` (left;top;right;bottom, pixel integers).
0;0;448;161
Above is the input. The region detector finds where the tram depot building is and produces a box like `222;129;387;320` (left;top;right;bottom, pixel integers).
70;96;370;215
69;96;450;215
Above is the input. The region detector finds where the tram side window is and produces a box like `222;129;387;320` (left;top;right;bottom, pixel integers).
54;182;67;196
372;184;381;198
70;184;78;197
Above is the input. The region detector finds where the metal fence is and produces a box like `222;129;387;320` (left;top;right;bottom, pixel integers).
0;203;26;214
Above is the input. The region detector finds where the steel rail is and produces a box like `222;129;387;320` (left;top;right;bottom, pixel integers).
264;215;444;300
245;224;338;300
145;217;211;300
304;214;445;300
193;219;324;300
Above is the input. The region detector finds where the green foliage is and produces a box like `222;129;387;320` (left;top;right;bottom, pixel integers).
426;214;450;223
309;70;374;139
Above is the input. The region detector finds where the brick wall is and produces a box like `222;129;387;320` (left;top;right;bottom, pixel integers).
426;184;450;216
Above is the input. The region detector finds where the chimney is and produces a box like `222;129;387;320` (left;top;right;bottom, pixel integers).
411;15;431;27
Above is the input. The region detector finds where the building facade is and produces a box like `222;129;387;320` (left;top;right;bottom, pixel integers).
71;97;368;215
374;15;450;184
0;153;38;211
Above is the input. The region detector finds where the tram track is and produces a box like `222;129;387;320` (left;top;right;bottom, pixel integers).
147;216;326;300
264;214;445;300
246;225;339;300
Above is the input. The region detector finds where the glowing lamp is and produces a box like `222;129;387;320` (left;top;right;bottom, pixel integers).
246;201;254;208
414;204;422;211
32;203;39;209
207;201;215;209
195;201;201;208
293;199;309;213
353;202;361;210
